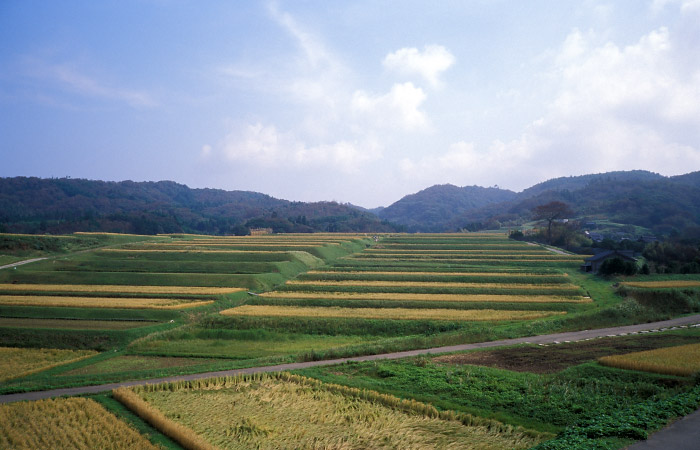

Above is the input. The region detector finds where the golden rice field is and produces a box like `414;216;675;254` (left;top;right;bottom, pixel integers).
221;305;566;321
349;257;583;263
0;347;97;382
0;397;158;450
285;280;581;290
0;295;213;309
620;280;700;288
0;283;243;295
117;374;544;450
599;343;700;377
100;248;286;254
260;291;591;303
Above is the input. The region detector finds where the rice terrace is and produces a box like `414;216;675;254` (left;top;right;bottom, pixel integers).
1;230;699;450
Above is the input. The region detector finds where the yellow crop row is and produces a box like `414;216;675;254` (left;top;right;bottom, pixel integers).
0;283;243;295
0;347;97;382
0;397;159;450
260;291;590;303
0;295;213;310
360;252;556;257
307;270;567;278
145;242;341;247
285;280;580;290
364;249;551;254
620;280;700;288
221;305;566;321
349;257;583;263
599;343;700;377
103;248;284;254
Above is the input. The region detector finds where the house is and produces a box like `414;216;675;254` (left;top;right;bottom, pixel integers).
581;250;637;273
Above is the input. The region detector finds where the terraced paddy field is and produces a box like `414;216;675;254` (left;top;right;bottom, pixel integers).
243;234;588;328
0;397;159;450
114;373;547;450
4;231;700;450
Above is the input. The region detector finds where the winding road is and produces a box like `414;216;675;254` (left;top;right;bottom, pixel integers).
2;314;700;448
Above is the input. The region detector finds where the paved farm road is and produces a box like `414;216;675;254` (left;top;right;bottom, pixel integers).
2;314;700;448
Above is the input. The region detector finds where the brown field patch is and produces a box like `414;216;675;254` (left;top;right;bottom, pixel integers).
433;334;700;374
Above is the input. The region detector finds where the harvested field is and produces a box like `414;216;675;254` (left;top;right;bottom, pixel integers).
221;305;566;321
0;347;97;382
0;317;156;330
0;397;158;450
260;291;590;303
0;283;243;295
599;342;700;376
0;295;213;309
433;333;700;374
118;374;544;450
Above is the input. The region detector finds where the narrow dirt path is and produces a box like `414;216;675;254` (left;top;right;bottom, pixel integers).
2;313;699;404
0;257;48;270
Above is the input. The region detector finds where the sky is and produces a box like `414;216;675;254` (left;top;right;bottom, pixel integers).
1;1;699;208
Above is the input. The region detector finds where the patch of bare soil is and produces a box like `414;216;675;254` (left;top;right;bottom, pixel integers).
433;334;700;374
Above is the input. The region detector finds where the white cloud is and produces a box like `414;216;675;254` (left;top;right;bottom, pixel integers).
399;24;700;191
222;123;381;173
383;45;455;87
351;82;429;131
651;0;700;14
25;59;157;108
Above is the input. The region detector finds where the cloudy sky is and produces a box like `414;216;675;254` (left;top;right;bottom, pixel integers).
1;1;699;207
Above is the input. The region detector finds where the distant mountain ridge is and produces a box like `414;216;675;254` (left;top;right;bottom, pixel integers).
0;177;400;234
376;170;700;234
1;170;699;236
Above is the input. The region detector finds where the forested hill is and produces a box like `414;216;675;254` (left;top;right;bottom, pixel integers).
379;171;700;234
0;177;400;234
377;184;517;232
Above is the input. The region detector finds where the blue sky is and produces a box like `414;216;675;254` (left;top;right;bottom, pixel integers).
1;1;699;207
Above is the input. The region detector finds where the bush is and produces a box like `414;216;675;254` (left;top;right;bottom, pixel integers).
598;258;637;276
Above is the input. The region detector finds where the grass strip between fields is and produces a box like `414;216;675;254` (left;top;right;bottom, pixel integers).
620;280;700;288
221;305;566;321
286;280;581;290
0;295;213;309
0;283;243;295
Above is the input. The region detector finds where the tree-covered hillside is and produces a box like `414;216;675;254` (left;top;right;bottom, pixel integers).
0;177;401;234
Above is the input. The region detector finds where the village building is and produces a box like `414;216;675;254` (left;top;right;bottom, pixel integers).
581;250;637;273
